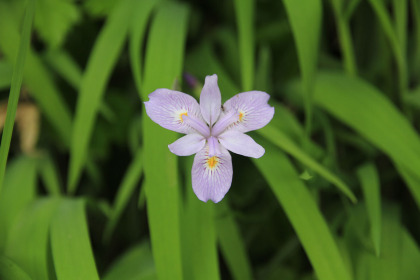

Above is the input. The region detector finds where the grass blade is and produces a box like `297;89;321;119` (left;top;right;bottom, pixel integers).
51;198;100;280
129;0;159;97
233;0;254;90
0;61;12;90
253;137;352;280
0;2;72;147
215;202;253;280
0;156;37;250
104;147;143;242
0;255;32;280
68;0;136;192
367;0;407;98
369;205;401;280
282;0;322;133
313;72;420;209
39;155;62;196
329;0;357;75
258;125;356;202
182;157;219;280
0;0;34;192
5;198;59;280
43;50;82;90
401;228;420;280
103;242;156;280
140;2;189;280
356;163;381;256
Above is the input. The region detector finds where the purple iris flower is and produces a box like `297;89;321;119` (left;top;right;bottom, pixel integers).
144;74;274;203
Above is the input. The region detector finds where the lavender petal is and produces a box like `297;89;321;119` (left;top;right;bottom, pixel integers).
207;136;221;157
192;144;233;203
144;88;202;134
222;91;274;133
168;134;206;156
200;74;221;126
218;130;265;158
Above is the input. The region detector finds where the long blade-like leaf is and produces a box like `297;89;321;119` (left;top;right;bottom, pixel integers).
356;163;381;256
50;198;100;280
68;0;136;192
0;2;72;147
0;0;34;191
103;242;156;280
182;157;219;280
254;138;352;280
104;147;143;242
233;0;254;90
258;125;356;202
129;0;159;97
0;157;37;250
5;198;59;280
140;2;189;280
282;0;322;133
215;202;253;280
313;72;420;209
0;255;32;280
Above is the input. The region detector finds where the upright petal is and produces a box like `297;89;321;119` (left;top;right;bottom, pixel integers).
207;136;221;157
222;91;274;133
192;145;233;203
200;74;221;126
168;134;206;156
144;89;203;134
218;131;265;158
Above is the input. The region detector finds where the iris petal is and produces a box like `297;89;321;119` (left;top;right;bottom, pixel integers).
192;144;233;203
200;74;221;126
222;91;274;133
144;89;203;134
218;131;265;158
168;134;206;156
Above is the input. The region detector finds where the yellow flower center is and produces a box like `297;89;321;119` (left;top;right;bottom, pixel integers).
239;111;244;122
207;156;218;169
179;112;188;122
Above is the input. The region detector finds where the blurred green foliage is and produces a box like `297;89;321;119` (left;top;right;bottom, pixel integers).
0;0;419;279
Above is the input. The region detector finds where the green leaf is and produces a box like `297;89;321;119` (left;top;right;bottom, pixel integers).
104;147;143;242
258;125;356;202
215;202;253;280
0;156;38;250
0;2;73;147
367;0;407;95
182;157;219;280
68;0;137;192
329;0;357;75
356;163;381;256
0;61;13;90
50;198;100;280
282;0;322;133
0;255;32;280
103;242;156;280
233;0;254;90
43;50;82;89
141;2;189;279
129;0;159;98
253;137;352;280
313;72;420;209
83;0;119;17
34;0;80;48
364;205;401;280
5;198;60;280
38;155;62;196
401;228;420;280
0;0;34;192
